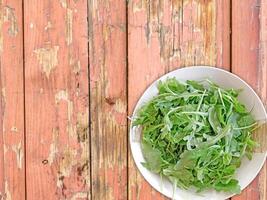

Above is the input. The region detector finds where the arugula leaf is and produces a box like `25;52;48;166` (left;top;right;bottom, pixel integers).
234;101;247;114
133;78;258;194
158;78;186;94
186;80;204;91
238;115;255;127
208;106;222;134
141;139;163;173
214;179;241;194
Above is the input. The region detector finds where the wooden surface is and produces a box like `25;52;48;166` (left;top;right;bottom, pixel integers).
0;1;25;200
24;0;89;199
89;0;127;199
128;1;230;199
231;1;266;200
0;0;265;200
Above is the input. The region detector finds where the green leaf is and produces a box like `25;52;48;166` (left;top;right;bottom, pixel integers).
216;105;226;126
223;153;232;165
141;140;162;173
158;78;186;94
186;80;204;91
133;79;256;193
238;115;255;127
208;106;222;134
214;179;241;194
234;101;247;114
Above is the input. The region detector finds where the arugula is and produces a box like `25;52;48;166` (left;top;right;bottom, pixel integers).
133;78;258;194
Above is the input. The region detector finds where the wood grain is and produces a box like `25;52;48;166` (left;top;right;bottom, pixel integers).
0;1;265;200
232;0;266;199
24;0;89;199
88;0;128;199
128;0;230;199
259;0;267;109
216;0;230;68
0;0;25;199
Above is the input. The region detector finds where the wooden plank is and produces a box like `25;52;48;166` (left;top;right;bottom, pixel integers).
216;0;231;68
24;0;89;199
0;77;3;198
0;0;25;199
258;1;267;198
231;0;266;200
128;0;230;199
88;0;128;199
259;0;267;112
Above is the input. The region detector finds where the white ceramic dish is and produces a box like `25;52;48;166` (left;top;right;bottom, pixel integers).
129;66;267;200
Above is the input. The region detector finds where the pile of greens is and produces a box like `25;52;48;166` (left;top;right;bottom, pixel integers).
133;78;258;194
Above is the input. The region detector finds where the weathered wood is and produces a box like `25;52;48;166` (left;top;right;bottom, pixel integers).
258;2;267;200
259;0;267;110
231;0;266;199
128;0;230;199
0;69;3;198
0;78;3;198
0;0;25;199
88;0;128;199
216;0;230;68
1;1;266;200
24;0;89;199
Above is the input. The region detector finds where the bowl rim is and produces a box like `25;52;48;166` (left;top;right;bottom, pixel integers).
129;66;267;200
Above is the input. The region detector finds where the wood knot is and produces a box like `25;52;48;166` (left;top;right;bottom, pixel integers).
42;159;48;165
105;97;116;105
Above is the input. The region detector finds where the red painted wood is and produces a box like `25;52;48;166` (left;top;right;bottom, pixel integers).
0;1;266;200
0;0;25;199
24;0;89;199
216;0;231;68
88;0;128;199
0;76;3;198
232;0;266;199
128;0;230;199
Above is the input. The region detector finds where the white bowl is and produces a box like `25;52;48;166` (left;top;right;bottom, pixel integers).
130;66;267;200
